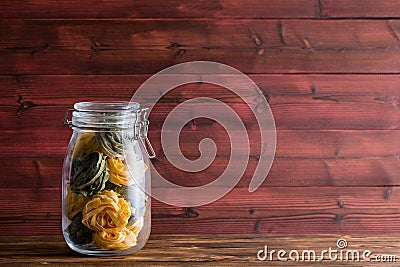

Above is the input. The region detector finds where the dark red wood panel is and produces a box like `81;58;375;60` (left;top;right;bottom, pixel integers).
1;129;399;189
3;47;399;75
1;100;399;130
1;20;400;74
0;0;320;19
1;0;399;237
1;187;399;235
1;130;399;158
2;0;400;19
320;0;400;18
1;74;400;101
2;155;399;188
2;20;399;50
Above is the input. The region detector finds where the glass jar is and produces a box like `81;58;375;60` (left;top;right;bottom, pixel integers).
62;101;155;256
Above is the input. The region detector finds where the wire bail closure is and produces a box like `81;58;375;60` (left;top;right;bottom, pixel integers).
135;108;156;159
63;109;74;127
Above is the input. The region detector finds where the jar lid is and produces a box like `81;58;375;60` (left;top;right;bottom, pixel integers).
68;101;141;129
74;101;140;113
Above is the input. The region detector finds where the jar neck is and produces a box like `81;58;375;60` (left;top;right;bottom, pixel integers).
64;101;155;158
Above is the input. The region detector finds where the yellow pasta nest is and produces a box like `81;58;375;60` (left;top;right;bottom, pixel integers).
107;158;133;186
72;132;101;158
93;226;138;250
65;186;89;220
82;190;132;233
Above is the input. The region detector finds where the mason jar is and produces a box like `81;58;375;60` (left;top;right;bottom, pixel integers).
62;101;155;256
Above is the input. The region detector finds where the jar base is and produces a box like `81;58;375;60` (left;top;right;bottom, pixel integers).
63;231;148;256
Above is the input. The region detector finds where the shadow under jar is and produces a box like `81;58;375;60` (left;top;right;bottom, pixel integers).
62;101;155;256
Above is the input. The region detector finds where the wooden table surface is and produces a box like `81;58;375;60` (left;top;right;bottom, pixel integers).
1;234;399;266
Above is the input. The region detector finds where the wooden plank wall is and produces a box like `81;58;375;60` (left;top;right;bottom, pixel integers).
1;0;400;235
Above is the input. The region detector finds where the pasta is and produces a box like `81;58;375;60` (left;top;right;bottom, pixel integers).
82;190;132;233
70;152;109;197
93;226;137;250
107;158;133;186
72;132;101;158
96;132;125;158
65;186;89;220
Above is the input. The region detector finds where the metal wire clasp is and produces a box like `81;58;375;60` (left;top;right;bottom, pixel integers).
135;108;156;159
63;109;74;127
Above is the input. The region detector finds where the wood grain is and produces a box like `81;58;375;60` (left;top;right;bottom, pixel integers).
2;20;400;50
2;0;400;19
1;20;400;74
2;99;400;130
3;74;400;101
1;129;399;158
0;0;320;19
2;155;400;188
4;49;399;74
0;235;399;266
2;73;400;130
1;187;399;235
320;0;400;18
